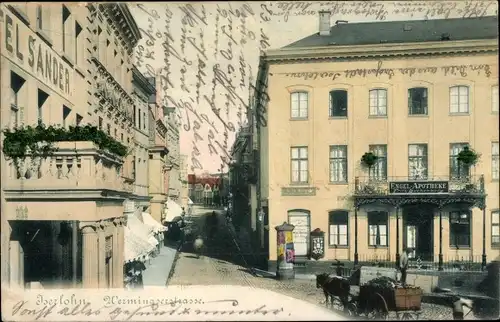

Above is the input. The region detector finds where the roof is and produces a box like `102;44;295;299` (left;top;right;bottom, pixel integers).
188;175;221;188
284;16;498;49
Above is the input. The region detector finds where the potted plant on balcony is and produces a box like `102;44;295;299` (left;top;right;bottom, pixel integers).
457;146;480;186
361;152;378;177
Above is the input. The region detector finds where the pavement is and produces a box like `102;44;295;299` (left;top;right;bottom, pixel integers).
163;210;485;320
142;244;178;287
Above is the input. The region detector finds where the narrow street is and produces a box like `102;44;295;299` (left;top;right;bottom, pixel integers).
165;210;469;320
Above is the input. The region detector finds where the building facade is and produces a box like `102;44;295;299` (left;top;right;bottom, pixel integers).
131;66;155;213
256;14;499;273
146;76;169;224
0;3;141;288
179;154;189;207
165;107;181;203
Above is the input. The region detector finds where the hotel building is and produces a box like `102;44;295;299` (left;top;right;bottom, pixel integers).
1;3;141;288
254;14;499;273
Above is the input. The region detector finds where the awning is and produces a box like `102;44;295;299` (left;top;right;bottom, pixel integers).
188;198;194;205
142;212;167;234
124;227;155;263
126;213;158;249
163;198;184;222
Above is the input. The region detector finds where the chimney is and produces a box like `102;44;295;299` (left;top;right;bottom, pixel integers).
318;10;331;36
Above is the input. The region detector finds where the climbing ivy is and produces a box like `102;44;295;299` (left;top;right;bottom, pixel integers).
2;124;128;159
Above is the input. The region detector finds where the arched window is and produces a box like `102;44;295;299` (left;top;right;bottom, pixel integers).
408;87;428;115
369;89;387;116
290;92;308;119
329;90;348;117
288;210;311;257
328;211;348;246
449;85;469;114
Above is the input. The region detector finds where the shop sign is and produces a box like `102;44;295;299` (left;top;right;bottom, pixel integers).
310;228;325;260
389;181;448;194
1;8;73;99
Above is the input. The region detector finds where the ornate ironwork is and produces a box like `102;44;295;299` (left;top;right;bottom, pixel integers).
353;175;486;210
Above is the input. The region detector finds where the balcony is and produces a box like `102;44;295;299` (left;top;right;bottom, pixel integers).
354;175;485;195
4;141;133;196
352;175;486;209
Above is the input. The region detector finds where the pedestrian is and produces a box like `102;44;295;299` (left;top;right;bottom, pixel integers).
399;247;409;285
194;235;204;259
452;296;474;320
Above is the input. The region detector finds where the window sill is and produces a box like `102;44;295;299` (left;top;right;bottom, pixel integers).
449;112;470;116
368;115;388;119
36;28;53;47
61;53;75;68
289;182;311;186
329;245;349;249
329;182;349;185
491;179;499;183
368;246;389;249
491;244;500;249
328;116;348;120
449;246;471;250
408;114;429;118
75;66;86;78
492;111;499;115
290;117;308;121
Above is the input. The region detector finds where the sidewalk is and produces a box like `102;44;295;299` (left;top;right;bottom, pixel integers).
142;244;178;287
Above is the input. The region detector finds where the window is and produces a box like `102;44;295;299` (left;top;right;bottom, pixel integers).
106;124;111;135
329;90;348;117
369;89;387;116
132;158;136;178
368;211;388;247
36;5;43;29
62;6;71;53
449;143;470;180
408;87;428;115
134;106;137;127
143;112;147;130
37;89;49;125
492;211;500;246
449;211;471;248
493;142;499;180
62;106;71;128
10;72;25;128
369;145;387;181
329;145;347;183
291;147;308;184
75;22;83;66
450;86;469;114
76;114;83;126
114;128;118;138
120;133;124;142
290;92;308;119
138;110;142;130
493;86;499;113
98;117;103;130
408;144;428;180
329;211;348;246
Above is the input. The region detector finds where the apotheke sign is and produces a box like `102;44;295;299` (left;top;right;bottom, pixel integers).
389;181;449;194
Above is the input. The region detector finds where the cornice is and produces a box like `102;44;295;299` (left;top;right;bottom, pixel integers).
265;39;498;63
132;65;156;95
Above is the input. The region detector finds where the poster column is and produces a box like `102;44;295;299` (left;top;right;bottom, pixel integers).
275;222;295;280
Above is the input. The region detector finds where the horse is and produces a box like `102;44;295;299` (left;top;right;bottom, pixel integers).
316;272;351;312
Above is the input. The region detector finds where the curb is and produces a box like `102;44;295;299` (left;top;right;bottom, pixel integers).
165;246;181;286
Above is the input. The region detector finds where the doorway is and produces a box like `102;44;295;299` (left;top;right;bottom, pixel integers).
403;206;434;261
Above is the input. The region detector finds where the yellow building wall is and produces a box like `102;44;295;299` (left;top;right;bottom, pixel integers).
263;52;499;262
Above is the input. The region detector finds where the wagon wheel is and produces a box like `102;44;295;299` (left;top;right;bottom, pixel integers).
366;292;389;320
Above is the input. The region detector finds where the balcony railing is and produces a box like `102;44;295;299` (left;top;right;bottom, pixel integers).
4;141;133;193
354;175;485;196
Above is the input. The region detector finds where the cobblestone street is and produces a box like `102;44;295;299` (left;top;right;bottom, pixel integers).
167;211;475;320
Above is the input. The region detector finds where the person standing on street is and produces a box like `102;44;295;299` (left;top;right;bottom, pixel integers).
194;235;204;259
399;248;409;285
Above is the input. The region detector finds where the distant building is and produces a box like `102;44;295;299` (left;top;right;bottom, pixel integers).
187;174;221;206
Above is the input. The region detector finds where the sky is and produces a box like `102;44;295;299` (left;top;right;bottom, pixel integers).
129;1;498;175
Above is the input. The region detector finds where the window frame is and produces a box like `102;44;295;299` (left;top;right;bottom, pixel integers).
492;211;500;247
10;72;25;128
328;211;349;247
290;91;309;120
329;89;348;118
290;146;308;184
408;144;428;180
369;144;388;181
62;5;71;54
492;85;499;113
368;211;388;247
492;142;499;181
449;85;470;114
369;88;388;117
329;145;348;183
449;211;471;248
408;87;428;116
449;143;470;180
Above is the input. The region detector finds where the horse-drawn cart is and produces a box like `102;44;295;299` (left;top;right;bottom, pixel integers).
349;277;423;320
